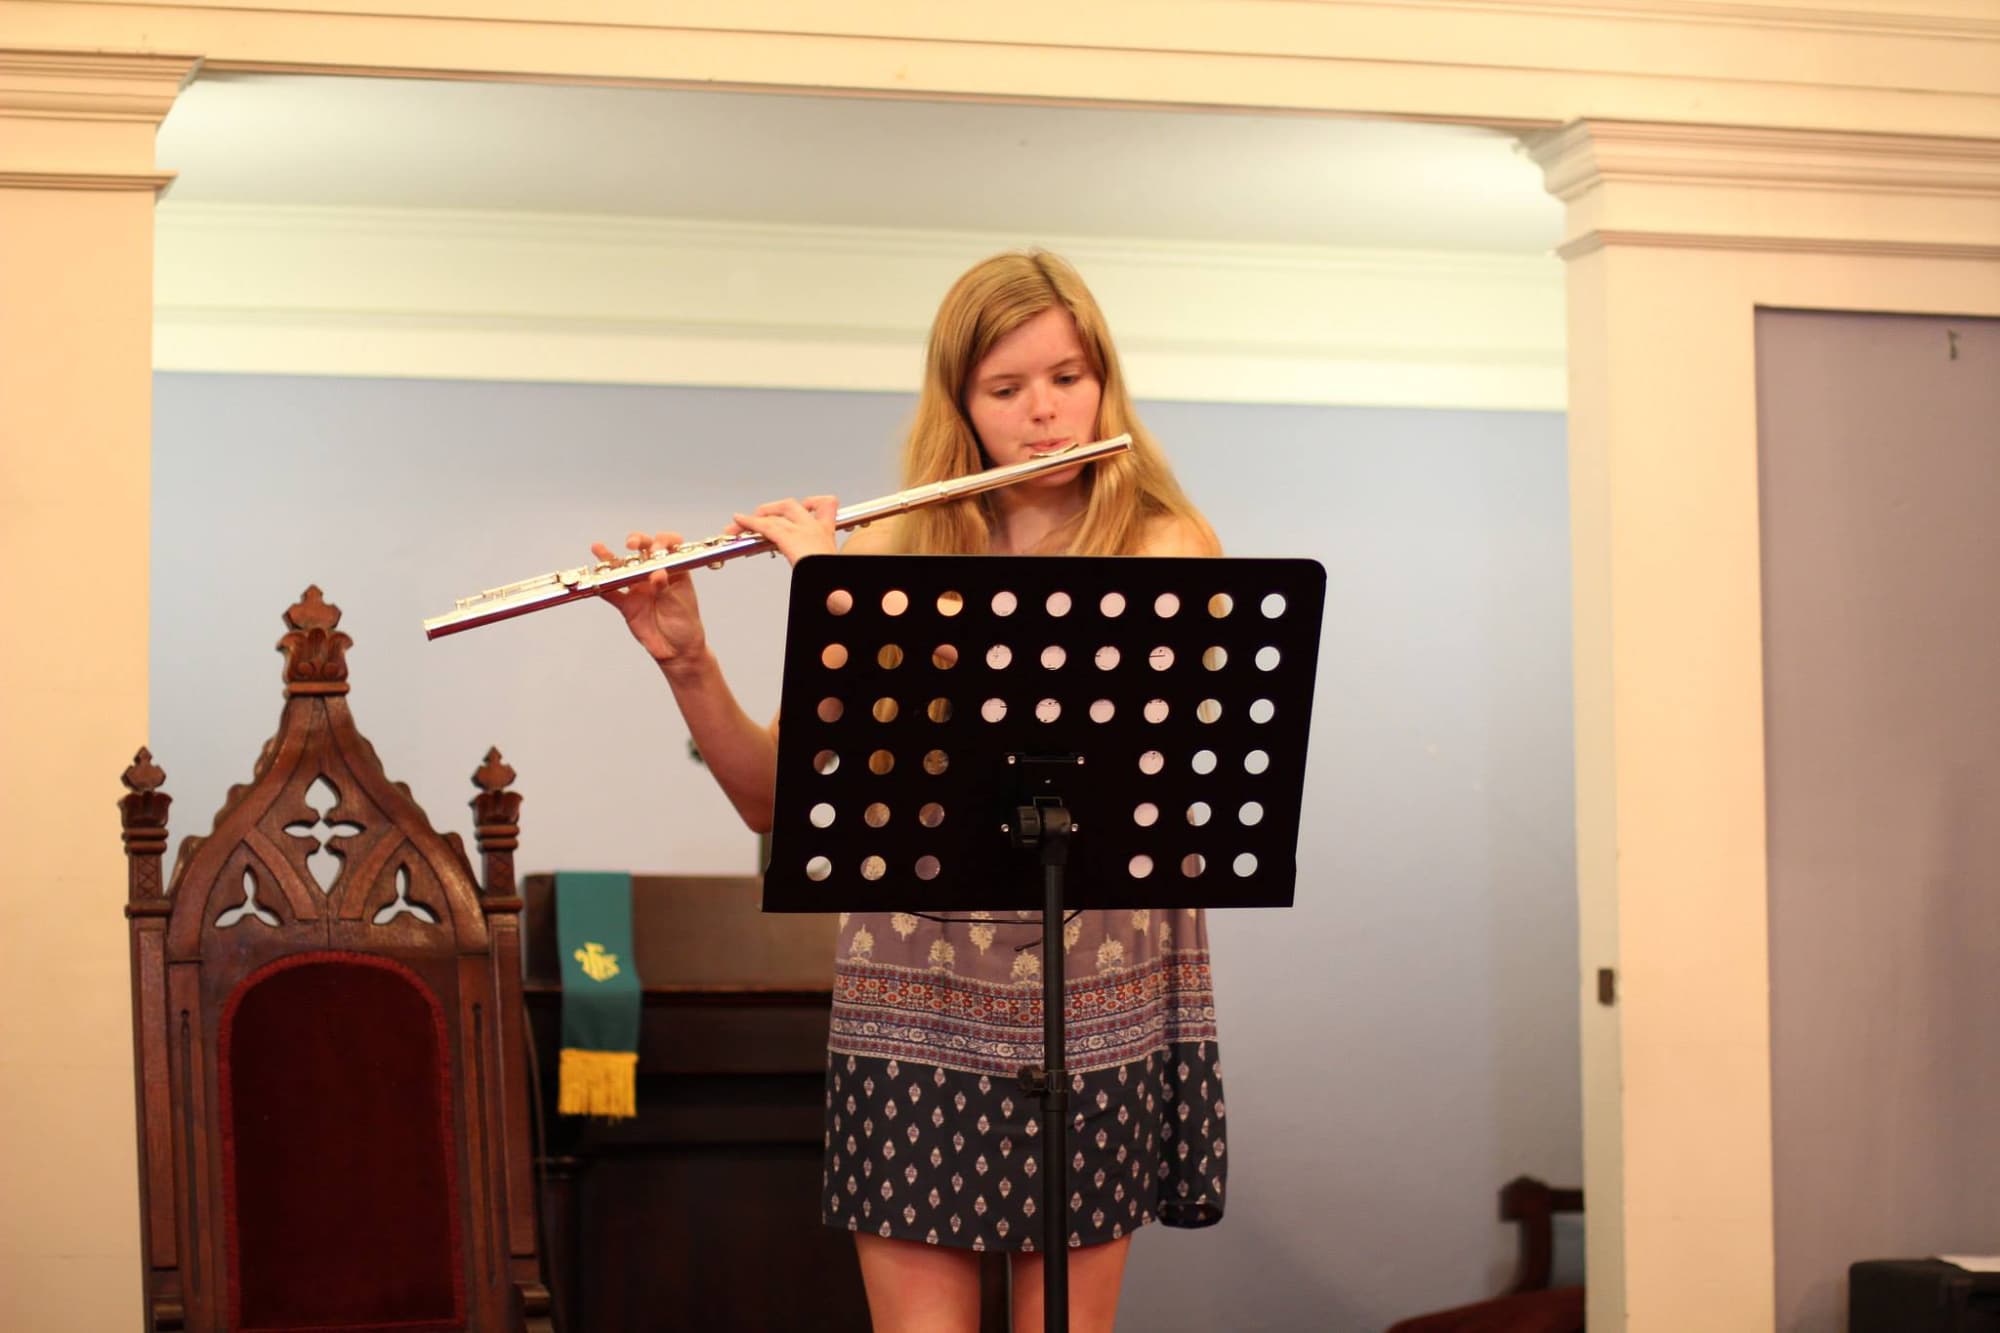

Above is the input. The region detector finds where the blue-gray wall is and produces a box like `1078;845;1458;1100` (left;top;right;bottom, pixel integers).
1760;311;2000;1333
152;372;1576;1331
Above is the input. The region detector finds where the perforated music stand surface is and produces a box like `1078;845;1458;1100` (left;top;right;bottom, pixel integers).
763;555;1325;914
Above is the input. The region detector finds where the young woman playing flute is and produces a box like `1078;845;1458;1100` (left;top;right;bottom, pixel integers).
595;250;1226;1333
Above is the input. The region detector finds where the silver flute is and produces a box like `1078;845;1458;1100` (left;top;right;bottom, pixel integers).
422;434;1133;639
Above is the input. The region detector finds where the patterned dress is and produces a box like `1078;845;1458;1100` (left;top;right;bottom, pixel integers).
822;903;1225;1251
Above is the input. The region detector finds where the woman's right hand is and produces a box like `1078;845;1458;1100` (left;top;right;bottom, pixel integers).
592;531;708;673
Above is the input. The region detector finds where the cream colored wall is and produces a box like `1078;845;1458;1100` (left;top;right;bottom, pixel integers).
2;4;1997;1329
1532;119;2000;1330
0;51;195;1330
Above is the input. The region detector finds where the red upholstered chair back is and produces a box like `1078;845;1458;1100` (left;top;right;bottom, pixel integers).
121;588;550;1333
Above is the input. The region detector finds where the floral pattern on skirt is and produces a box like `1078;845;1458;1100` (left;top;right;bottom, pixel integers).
821;907;1225;1252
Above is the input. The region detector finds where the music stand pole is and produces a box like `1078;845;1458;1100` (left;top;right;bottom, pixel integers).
1008;756;1079;1330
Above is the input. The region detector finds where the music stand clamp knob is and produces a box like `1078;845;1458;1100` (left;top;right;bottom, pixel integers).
1018;1065;1069;1105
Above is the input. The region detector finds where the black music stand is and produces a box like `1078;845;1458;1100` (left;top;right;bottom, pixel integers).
765;554;1324;1331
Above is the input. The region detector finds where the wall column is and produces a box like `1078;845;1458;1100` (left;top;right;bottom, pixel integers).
1529;121;2000;1332
0;48;196;1328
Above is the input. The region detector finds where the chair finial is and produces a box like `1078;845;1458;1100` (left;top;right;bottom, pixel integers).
278;586;352;694
123;746;167;794
473;747;517;794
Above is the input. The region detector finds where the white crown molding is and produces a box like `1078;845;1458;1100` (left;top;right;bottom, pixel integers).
1556;229;2000;262
1391;1;1999;40
0;50;201;121
1527;120;2000;256
0;168;178;191
154;203;1569;411
1531;121;2000;200
10;1;1997;139
0;49;201;180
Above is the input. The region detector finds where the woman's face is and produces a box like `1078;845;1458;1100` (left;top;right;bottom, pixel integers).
962;306;1103;483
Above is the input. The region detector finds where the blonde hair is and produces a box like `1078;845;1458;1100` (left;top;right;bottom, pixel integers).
892;251;1216;557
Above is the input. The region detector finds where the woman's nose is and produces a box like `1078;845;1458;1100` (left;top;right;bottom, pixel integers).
1028;381;1057;418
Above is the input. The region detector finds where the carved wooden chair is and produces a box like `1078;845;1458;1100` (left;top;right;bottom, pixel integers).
122;587;551;1332
1384;1177;1586;1333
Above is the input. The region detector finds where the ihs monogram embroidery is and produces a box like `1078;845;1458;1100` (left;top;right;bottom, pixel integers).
572;941;621;982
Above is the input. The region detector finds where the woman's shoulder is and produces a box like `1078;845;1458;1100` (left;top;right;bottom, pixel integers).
840;521;898;555
1136;511;1223;558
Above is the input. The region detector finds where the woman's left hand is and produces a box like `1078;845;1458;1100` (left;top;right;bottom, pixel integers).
727;495;839;566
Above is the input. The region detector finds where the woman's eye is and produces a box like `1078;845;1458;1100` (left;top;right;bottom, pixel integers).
1056;373;1079;385
992;387;1016;399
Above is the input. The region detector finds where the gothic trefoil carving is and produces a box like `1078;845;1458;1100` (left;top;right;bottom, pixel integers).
134;588;521;959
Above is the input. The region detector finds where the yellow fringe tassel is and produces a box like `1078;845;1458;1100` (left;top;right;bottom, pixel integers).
557;1047;638;1120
